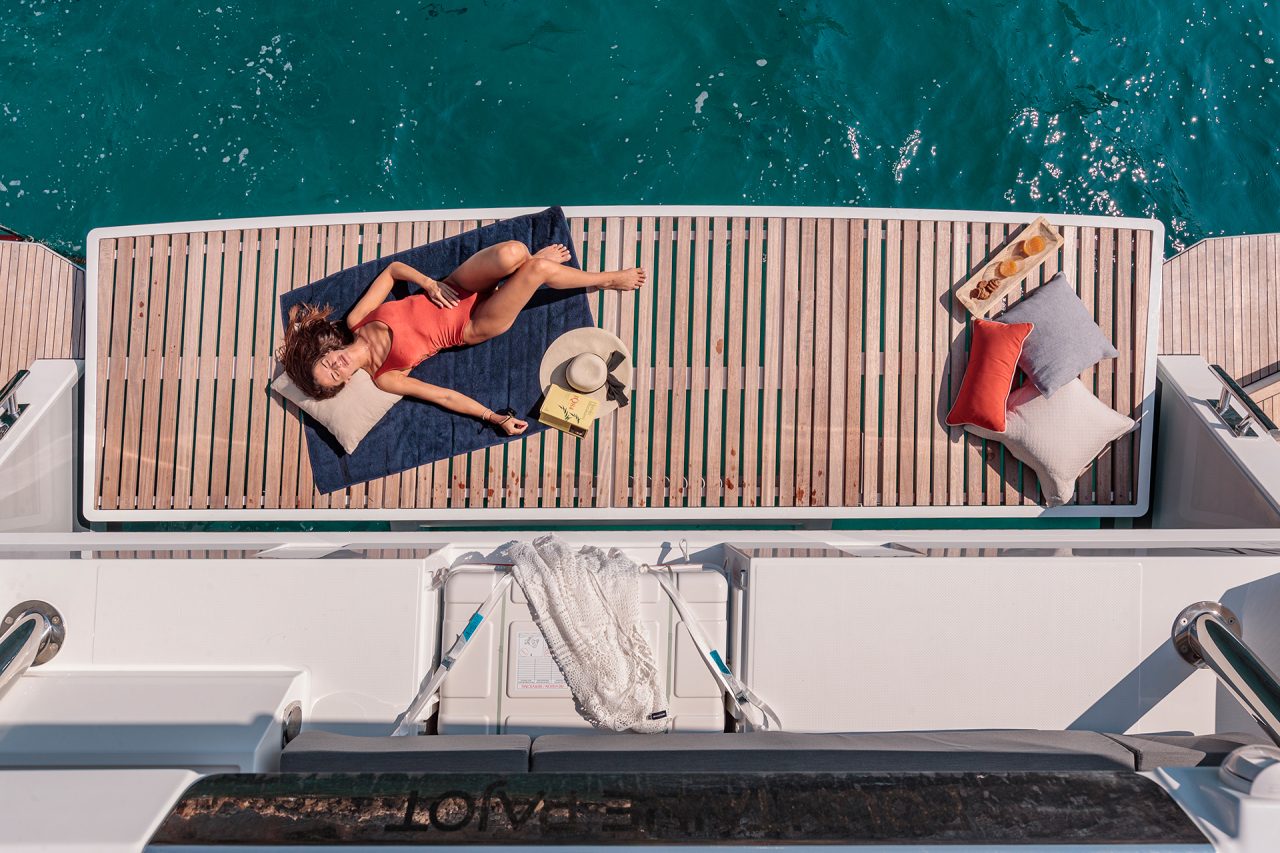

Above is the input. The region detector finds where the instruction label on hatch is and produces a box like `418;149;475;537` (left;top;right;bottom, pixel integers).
515;631;568;690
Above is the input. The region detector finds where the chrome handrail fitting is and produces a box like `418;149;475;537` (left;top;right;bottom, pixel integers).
0;600;64;701
1172;601;1280;746
0;369;28;427
1208;364;1280;439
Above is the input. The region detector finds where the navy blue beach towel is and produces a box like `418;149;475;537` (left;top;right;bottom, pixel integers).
278;206;593;494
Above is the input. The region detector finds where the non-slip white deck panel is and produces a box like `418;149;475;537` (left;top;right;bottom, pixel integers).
0;669;303;771
0;558;440;734
732;553;1280;737
0;769;198;853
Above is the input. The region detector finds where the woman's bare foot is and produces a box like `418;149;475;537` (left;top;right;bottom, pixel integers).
602;267;647;291
533;243;571;263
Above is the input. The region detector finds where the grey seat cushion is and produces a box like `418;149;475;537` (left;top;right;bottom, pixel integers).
531;730;1137;773
998;272;1119;397
1106;732;1266;771
281;731;531;773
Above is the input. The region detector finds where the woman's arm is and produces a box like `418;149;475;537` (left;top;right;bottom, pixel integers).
374;371;529;435
347;262;460;327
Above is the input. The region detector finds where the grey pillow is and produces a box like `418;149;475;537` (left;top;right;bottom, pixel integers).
998;272;1119;397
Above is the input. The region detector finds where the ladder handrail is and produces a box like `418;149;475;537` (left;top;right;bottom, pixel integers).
0;613;49;702
1172;601;1280;746
1209;364;1280;439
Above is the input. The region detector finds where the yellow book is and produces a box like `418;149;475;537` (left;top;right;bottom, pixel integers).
538;383;599;438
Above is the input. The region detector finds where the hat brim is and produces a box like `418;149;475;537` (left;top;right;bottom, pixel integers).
539;327;632;415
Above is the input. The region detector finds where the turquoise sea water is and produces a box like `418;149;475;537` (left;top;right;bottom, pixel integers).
1;1;1277;258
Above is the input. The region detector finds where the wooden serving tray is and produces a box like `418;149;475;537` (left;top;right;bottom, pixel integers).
953;216;1064;318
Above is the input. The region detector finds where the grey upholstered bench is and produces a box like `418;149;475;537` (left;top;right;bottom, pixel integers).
530;730;1268;773
278;729;1266;774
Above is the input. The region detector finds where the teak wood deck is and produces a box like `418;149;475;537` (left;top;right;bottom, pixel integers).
1160;233;1280;423
81;207;1162;519
0;239;85;383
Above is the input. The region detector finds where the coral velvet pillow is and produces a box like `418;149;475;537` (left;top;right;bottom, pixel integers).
945;318;1034;432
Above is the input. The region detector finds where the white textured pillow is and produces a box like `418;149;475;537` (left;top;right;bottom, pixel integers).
271;366;401;455
966;379;1135;507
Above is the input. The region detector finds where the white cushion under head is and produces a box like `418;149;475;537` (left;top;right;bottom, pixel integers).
965;379;1136;507
271;366;400;455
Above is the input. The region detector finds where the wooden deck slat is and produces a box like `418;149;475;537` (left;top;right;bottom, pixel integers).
1096;229;1116;505
649;217;674;506
668;216;692;506
207;231;243;510
965;222;985;506
795;218;817;506
825;217;846;506
742;217;765;506
612;216;639;507
0;244;20;379
882;219;902;507
13;245;37;382
262;229;290;509
946;223;967;505
899;220;918;506
152;234;188;510
701;217;724;504
778;218;801;507
91;241;114;506
100;237;136;509
989;222;1013;506
629;217;656;506
279;228;310;509
805;219;829;505
727;216;747;504
843;219;865;507
861;219;882;508
291;227;325;510
48;249;70;359
1075;227;1098;505
575;216;599;508
136;234;170;509
1115;230;1134;504
914;222;934;505
1134;230;1153;499
929;223;950;504
683;216;708;505
225;229;259;510
597;214;625;507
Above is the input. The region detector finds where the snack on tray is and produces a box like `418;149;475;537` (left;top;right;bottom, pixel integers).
997;259;1020;278
1022;235;1047;256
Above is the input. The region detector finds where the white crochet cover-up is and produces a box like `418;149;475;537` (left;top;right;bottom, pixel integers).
504;534;669;734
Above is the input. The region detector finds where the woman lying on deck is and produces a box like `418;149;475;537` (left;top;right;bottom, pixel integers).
277;241;645;434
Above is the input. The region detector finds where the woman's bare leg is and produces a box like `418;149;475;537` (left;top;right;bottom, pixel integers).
440;241;530;294
462;257;646;343
441;241;573;295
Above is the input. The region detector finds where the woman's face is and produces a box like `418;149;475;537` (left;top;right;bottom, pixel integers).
312;345;358;390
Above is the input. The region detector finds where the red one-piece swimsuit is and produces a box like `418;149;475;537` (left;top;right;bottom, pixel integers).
351;292;478;378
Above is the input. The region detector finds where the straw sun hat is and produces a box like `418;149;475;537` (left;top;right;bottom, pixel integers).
538;328;633;415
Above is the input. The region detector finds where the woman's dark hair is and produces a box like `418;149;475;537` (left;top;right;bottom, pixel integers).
276;303;353;400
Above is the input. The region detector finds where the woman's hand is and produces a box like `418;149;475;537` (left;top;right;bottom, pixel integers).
424;278;463;309
496;415;528;436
